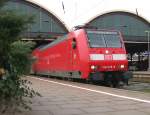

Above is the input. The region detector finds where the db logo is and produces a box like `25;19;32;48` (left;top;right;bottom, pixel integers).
105;55;112;60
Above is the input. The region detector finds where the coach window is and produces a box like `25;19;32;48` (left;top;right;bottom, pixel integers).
72;38;77;49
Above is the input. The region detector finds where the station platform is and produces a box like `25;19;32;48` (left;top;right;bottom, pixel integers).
5;76;150;115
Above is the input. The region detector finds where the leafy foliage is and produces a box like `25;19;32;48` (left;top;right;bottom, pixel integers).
0;74;40;113
10;41;35;75
0;1;40;113
0;10;33;68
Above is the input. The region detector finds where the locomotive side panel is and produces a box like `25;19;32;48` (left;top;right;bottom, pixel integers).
45;38;70;74
34;33;82;78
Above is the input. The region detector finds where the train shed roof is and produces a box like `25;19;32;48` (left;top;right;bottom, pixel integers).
27;0;150;30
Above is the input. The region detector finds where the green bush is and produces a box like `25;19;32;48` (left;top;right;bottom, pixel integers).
0;73;40;113
0;1;40;113
10;41;35;75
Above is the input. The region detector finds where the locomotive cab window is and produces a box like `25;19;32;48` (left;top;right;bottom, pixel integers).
72;38;77;49
87;30;122;48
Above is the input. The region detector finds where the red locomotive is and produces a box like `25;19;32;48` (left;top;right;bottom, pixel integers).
31;27;130;87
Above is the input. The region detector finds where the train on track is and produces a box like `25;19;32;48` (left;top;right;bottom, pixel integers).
31;27;131;87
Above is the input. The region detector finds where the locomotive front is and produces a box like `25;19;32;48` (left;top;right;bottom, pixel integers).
86;29;129;87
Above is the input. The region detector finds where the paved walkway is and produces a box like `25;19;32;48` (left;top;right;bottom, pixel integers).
4;76;150;115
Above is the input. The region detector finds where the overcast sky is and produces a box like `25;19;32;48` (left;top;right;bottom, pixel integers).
29;0;150;30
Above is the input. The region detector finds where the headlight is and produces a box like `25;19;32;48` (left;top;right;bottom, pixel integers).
91;65;98;70
90;54;104;60
120;65;125;68
113;54;126;60
91;65;95;69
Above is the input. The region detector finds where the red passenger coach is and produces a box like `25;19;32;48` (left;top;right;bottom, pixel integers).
32;28;130;87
